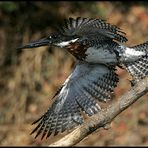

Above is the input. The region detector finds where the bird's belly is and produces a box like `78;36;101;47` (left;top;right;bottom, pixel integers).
85;47;117;64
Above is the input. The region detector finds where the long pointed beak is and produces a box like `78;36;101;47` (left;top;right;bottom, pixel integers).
17;38;51;50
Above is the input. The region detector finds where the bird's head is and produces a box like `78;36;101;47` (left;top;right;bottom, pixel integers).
17;32;79;50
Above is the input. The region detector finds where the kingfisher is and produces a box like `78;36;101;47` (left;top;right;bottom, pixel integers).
18;17;148;139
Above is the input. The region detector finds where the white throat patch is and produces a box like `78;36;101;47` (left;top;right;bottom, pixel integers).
56;38;79;47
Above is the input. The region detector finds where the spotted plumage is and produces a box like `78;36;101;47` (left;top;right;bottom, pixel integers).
18;17;148;139
31;62;119;139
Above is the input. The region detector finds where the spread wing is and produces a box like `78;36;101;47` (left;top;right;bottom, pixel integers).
59;17;127;43
31;61;119;139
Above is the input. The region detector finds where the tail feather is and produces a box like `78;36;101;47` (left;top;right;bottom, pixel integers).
124;41;148;83
131;41;148;52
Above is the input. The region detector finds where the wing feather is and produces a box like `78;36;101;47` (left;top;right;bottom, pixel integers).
31;61;119;139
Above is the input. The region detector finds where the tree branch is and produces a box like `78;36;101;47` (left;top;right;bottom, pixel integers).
49;77;148;147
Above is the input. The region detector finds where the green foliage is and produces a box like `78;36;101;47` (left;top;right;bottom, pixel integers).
0;2;18;13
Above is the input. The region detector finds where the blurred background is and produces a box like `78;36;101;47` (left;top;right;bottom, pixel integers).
0;1;148;146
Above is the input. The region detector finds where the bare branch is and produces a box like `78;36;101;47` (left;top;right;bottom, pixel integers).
49;77;148;147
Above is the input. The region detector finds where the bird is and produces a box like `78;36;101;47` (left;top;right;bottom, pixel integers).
18;17;148;140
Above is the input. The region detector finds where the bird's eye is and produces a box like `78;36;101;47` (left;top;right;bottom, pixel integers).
48;33;57;40
47;36;53;40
